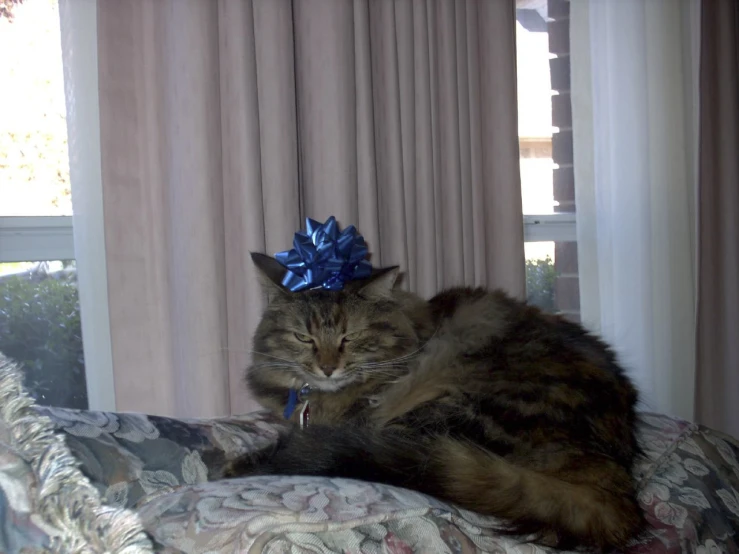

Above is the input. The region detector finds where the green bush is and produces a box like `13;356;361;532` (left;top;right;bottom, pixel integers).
0;266;87;409
526;255;557;313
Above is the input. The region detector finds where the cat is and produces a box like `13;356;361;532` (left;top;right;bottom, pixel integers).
224;252;645;552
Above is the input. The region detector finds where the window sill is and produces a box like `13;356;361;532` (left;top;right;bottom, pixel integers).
0;216;75;263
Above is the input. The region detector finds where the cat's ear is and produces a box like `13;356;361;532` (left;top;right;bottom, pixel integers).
250;252;289;302
357;266;400;298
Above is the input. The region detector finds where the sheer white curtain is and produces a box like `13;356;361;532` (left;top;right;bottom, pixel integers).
570;0;700;420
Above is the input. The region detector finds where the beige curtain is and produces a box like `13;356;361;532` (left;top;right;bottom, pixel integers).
96;0;523;418
695;0;739;437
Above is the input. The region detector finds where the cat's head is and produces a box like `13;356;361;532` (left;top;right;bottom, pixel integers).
249;253;422;391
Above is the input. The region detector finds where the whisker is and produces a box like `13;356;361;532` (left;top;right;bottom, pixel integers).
361;354;417;368
215;346;302;365
360;363;408;370
356;366;409;377
247;350;302;364
250;362;304;370
364;373;403;383
364;372;406;378
361;359;411;368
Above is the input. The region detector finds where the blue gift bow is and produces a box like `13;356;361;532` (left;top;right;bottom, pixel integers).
274;216;372;291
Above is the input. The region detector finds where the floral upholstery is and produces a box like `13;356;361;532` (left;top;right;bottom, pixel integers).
36;407;285;511
11;407;732;554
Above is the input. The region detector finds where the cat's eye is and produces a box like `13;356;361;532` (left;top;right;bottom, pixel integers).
294;333;314;343
342;331;362;343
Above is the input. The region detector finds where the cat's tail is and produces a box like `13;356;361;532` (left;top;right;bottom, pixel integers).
223;425;644;551
429;437;645;551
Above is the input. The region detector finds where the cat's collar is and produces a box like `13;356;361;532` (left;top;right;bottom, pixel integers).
284;383;311;428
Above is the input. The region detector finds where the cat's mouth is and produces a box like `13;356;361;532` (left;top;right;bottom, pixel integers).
304;370;355;391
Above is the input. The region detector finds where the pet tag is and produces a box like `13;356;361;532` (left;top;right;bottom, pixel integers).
298;383;311;429
299;401;310;429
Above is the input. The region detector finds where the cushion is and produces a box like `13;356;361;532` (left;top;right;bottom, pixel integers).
37;406;739;554
38;406;285;509
131;414;739;554
136;475;512;553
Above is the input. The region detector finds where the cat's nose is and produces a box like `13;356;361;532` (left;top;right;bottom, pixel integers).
320;366;335;377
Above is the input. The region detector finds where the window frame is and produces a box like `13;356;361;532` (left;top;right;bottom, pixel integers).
0;0;116;412
523;212;577;243
58;0;116;412
0;216;75;262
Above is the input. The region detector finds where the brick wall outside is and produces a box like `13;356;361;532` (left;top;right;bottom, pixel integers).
548;0;580;323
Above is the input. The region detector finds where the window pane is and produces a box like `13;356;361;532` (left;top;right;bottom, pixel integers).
516;7;555;215
0;0;72;216
0;260;87;408
525;241;580;322
518;4;581;319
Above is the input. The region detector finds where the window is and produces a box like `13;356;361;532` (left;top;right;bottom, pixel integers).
0;0;86;408
516;0;580;321
0;260;86;408
0;0;72;216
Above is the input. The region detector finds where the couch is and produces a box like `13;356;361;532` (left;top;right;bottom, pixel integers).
1;359;738;554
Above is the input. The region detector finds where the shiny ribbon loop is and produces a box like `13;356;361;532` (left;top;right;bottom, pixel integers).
275;216;372;291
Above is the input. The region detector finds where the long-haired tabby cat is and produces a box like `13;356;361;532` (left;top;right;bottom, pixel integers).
224;252;645;551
